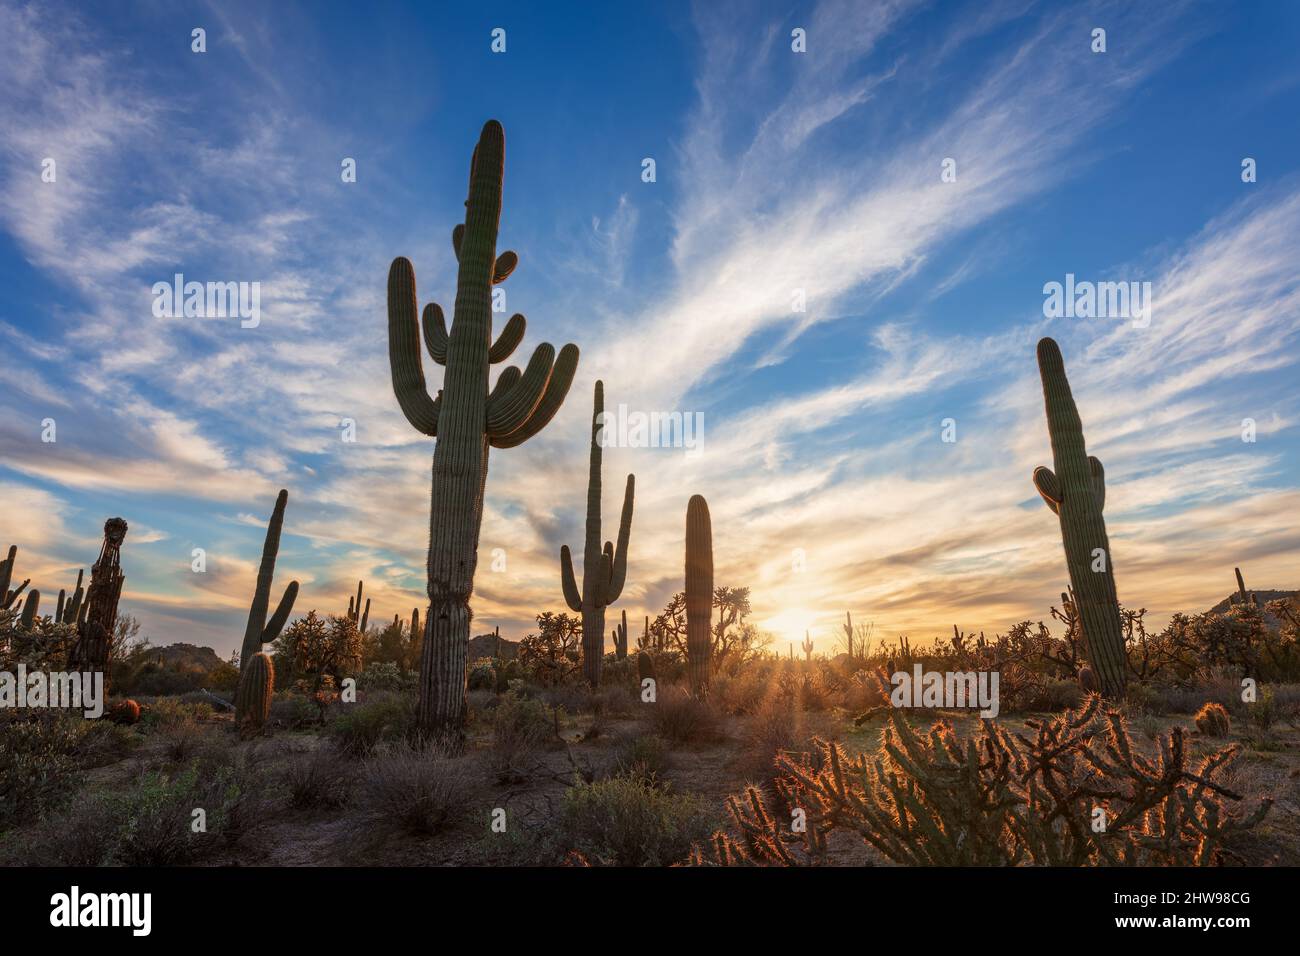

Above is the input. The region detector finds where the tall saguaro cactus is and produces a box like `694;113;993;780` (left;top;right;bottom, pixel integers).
685;495;713;696
69;518;129;686
561;381;634;686
387;119;579;746
1031;338;1126;698
236;490;299;727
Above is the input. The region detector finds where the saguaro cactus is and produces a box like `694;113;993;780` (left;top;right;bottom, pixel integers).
1031;338;1126;698
685;495;713;696
1;545;30;609
387;119;579;745
19;590;40;629
69;518;129;685
611;608;628;660
561;381;634;686
802;632;814;662
236;652;275;736
346;580;371;632
236;490;299;727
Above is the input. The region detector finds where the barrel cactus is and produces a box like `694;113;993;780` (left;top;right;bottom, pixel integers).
685;495;713;696
560;381;634;686
386;119;579;746
236;652;275;736
1031;338;1126;698
235;490;298;728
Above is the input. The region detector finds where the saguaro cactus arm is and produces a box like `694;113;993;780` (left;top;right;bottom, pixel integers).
488;313;526;363
605;474;635;603
422;303;449;365
387;258;443;437
560;545;583;612
487;344;579;448
1032;466;1062;514
1088;455;1105;509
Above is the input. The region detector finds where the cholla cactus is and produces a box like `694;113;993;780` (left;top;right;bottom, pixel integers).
235;490;298;728
778;697;1269;865
685;495;713;696
610;608;628;661
386;120;579;746
236;652;275;737
560;381;634;686
1031;338;1126;698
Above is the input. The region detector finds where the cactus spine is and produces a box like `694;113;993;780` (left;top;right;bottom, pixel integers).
387;119;579;746
560;381;634;686
611;608;628;660
685;495;713;696
1031;338;1126;698
236;652;275;736
69;518;128;687
235;490;298;727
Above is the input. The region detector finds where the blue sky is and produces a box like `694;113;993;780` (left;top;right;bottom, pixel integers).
2;0;1298;657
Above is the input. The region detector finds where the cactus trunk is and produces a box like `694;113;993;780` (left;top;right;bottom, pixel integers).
236;652;274;737
69;518;128;689
1031;338;1126;698
387;120;579;748
685;495;713;696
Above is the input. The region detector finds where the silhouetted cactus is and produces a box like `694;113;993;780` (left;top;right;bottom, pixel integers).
801;632;814;661
235;491;298;728
55;569;85;625
69;518;128;686
236;652;274;736
0;545;30;610
561;381;634;686
638;650;656;685
19;589;39;629
1232;567;1260;607
611;608;628;660
386;119;579;746
685;495;713;696
1031;338;1125;698
346;580;371;632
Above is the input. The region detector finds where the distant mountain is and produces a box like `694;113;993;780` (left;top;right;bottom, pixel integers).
138;642;228;673
1208;590;1297;615
468;631;519;660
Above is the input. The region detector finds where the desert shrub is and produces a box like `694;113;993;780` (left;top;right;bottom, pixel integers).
1194;702;1232;737
75;718;141;767
271;693;319;729
611;734;671;786
591;683;637;717
1246;687;1276;735
649;686;723;744
283;746;354;809
0;715;82;829
149;717;228;768
1021;676;1086;713
714;669;770;715
357;661;413;693
138;696;213;729
328;692;415;757
743;694;804;789
491;694;559;783
354;745;471;838
467;660;498;691
557;773;714;866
